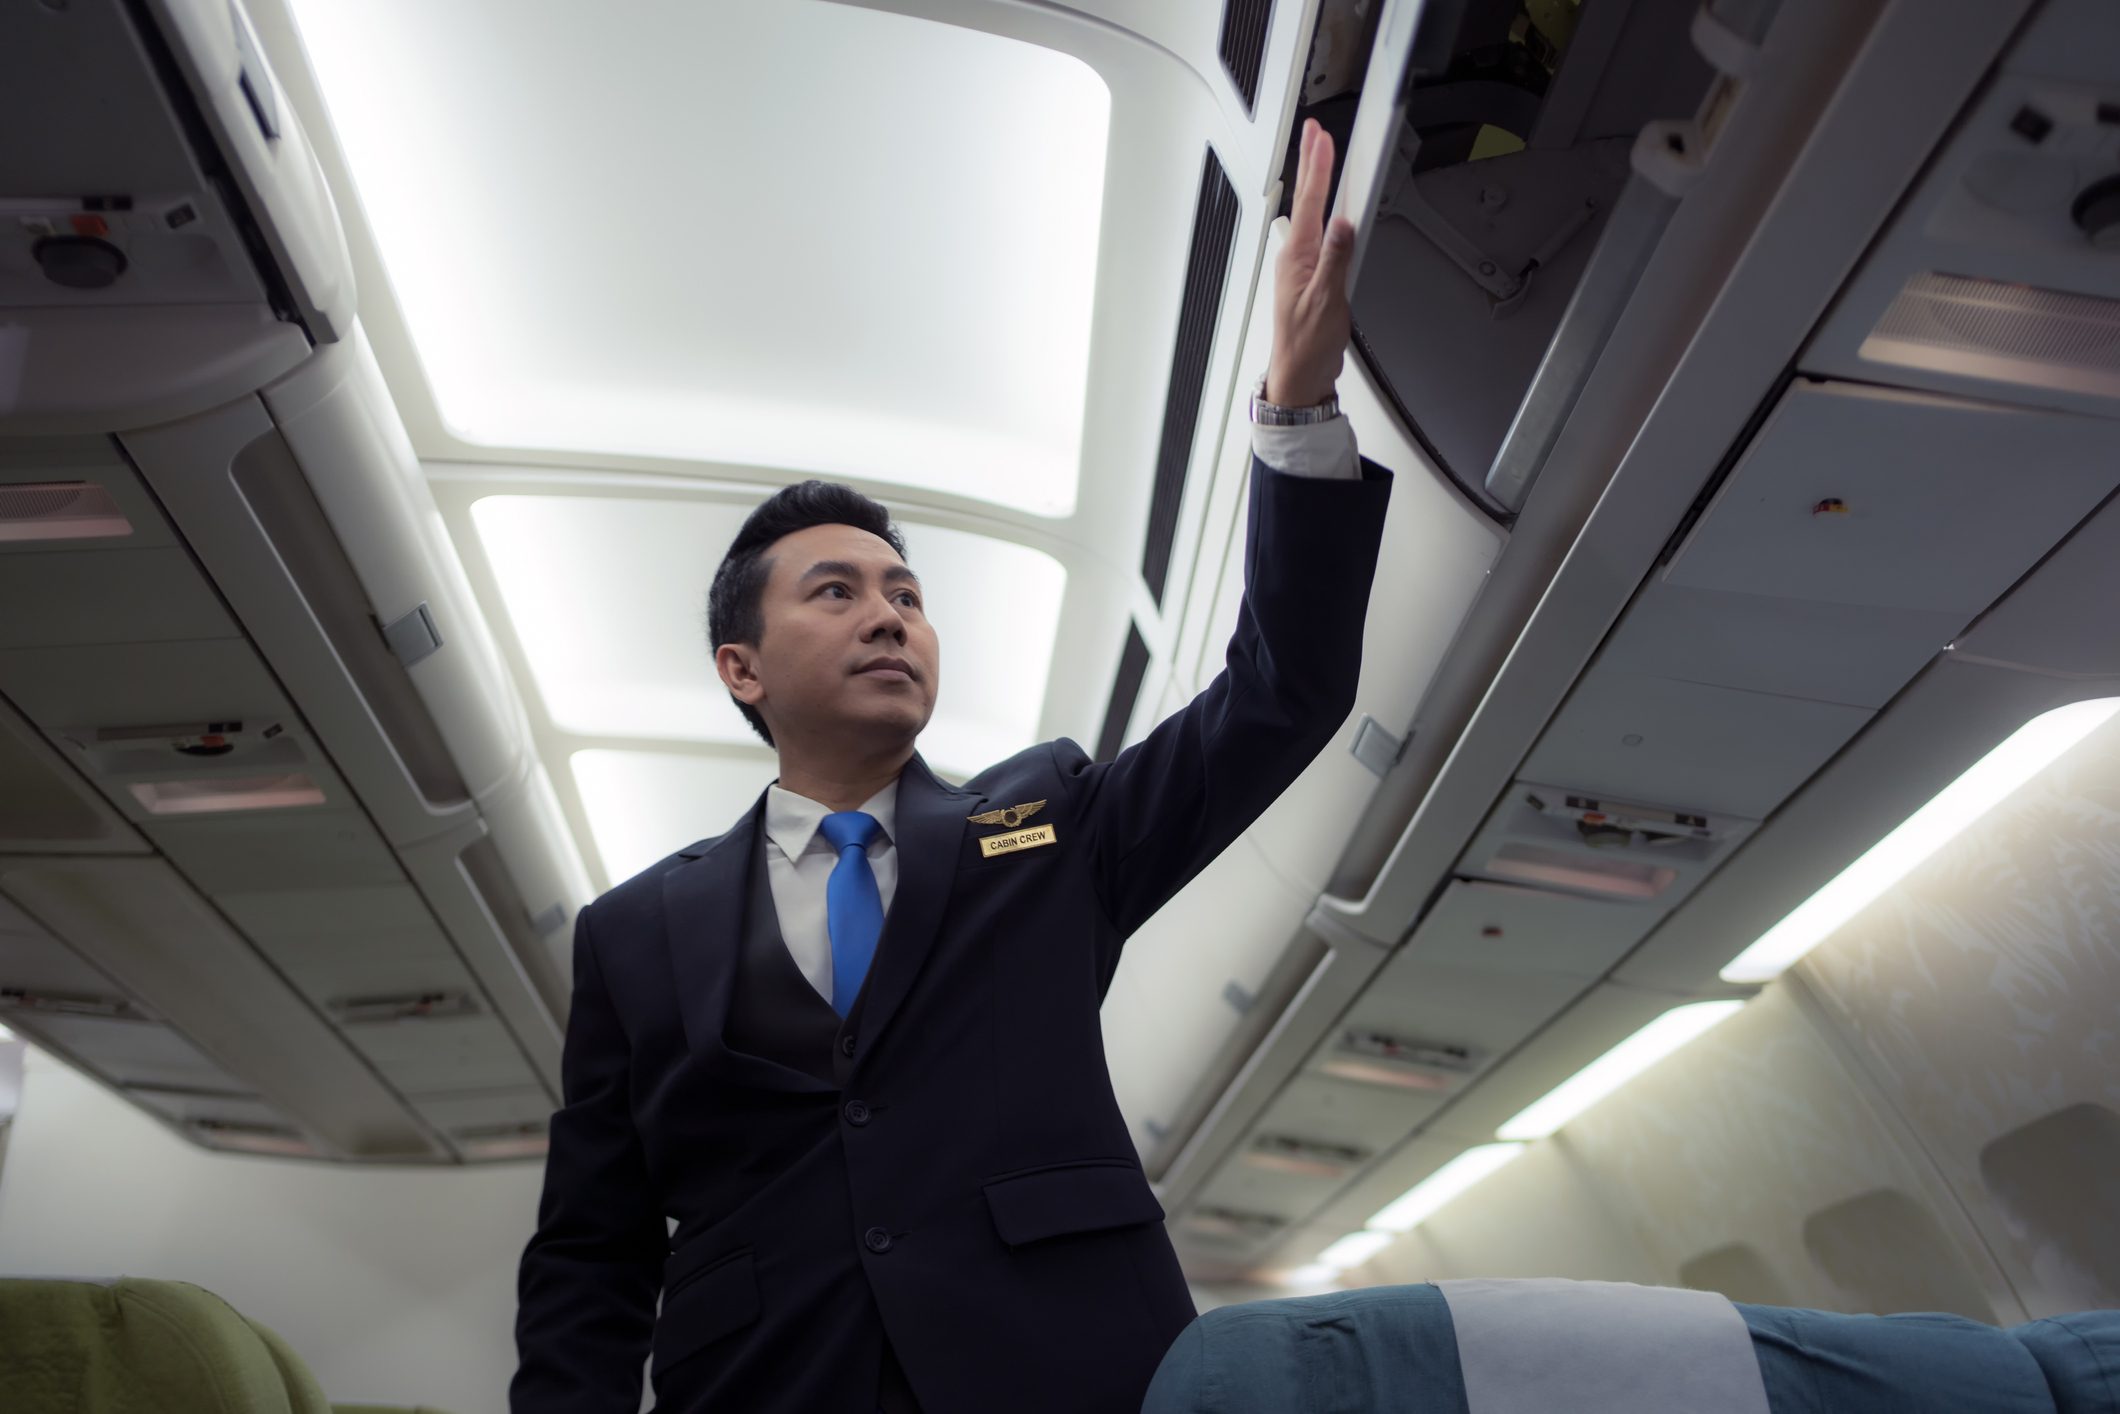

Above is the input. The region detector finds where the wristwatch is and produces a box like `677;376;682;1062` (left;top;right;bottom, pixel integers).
1248;376;1340;426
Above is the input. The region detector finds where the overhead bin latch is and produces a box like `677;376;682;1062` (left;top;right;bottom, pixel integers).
1349;714;1408;778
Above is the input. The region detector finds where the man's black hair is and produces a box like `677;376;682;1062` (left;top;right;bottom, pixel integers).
706;480;908;747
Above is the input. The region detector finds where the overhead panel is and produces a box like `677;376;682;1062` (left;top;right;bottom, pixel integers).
1664;380;2120;617
212;884;478;1007
0;693;147;856
1521;668;1873;821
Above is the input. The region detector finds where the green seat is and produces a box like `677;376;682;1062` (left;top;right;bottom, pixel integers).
0;1278;453;1414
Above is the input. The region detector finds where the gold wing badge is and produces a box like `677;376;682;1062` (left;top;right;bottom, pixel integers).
966;800;1057;859
967;800;1046;829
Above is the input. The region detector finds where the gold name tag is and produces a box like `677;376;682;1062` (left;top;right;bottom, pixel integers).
977;823;1057;859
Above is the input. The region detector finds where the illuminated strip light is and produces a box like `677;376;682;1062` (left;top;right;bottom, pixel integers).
1367;1143;1528;1232
1497;1001;1746;1141
127;774;327;815
1722;697;2120;984
1316;1230;1395;1271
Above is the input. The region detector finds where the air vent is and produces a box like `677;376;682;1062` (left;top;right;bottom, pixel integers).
1321;1030;1481;1092
1243;1133;1368;1178
1863;271;2120;398
332;990;480;1026
0;988;146;1022
1183;1205;1287;1244
189;1117;315;1157
1095;622;1152;763
0;482;132;542
1143;151;1241;606
1218;0;1274;114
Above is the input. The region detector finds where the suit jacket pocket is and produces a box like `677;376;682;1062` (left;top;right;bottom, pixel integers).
983;1158;1166;1247
652;1247;759;1377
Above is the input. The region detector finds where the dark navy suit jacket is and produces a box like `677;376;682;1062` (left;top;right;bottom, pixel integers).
511;459;1391;1413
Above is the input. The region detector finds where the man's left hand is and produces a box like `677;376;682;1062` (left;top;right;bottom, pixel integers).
1264;117;1357;409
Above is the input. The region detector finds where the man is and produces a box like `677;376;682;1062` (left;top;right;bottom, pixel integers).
512;120;1391;1413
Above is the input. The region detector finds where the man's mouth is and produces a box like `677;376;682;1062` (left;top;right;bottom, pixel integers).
855;657;916;682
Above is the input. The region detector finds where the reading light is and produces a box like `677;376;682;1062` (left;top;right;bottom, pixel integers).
1366;1143;1527;1233
1721;697;2120;983
1497;1000;1746;1141
1316;1229;1396;1271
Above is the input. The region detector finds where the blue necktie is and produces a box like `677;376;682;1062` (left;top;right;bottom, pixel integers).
819;811;884;1017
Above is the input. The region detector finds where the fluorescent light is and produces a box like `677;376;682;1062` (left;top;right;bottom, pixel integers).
1497;1000;1746;1141
1275;1264;1342;1289
1367;1143;1527;1233
1316;1230;1396;1271
1722;697;2120;983
287;0;1108;516
472;497;1066;776
0;1024;14;1043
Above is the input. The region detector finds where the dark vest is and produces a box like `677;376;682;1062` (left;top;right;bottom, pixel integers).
721;826;917;1410
722;824;864;1087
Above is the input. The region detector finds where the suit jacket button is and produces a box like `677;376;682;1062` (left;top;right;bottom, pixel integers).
864;1227;892;1254
840;1034;857;1057
844;1100;871;1127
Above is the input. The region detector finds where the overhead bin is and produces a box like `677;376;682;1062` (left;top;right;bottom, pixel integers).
1320;0;1721;513
0;0;584;1159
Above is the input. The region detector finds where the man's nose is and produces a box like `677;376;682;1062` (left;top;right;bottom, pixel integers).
857;595;908;643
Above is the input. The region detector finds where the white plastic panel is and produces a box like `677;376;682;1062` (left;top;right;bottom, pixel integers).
1522;667;1874;820
0;548;238;649
344;1014;539;1098
1599;581;1964;710
15;1016;249;1093
1102;833;1311;1154
0;903;130;998
146;810;405;894
0;694;148;855
1404;880;1662;981
0;637;295;730
284;0;1108;515
1665;381;2120;616
0;855;438;1158
213;885;475;1006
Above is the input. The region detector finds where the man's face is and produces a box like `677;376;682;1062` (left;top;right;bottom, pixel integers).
721;522;939;750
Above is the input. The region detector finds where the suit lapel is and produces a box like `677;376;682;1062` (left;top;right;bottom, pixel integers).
856;754;974;1054
662;795;831;1094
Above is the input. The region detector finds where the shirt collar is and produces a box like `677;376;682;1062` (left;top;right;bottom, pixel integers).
764;777;900;863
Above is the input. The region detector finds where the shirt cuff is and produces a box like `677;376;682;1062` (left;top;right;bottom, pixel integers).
1251;415;1359;479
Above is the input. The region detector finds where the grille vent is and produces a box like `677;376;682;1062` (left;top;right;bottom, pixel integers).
0;481;132;542
1095;622;1152;763
1864;272;2120;398
1143;151;1240;605
1219;0;1274;113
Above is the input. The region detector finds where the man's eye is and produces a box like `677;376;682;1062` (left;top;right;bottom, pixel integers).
895;592;921;609
821;584;850;599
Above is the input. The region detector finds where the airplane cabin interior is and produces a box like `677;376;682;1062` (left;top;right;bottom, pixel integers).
0;0;2117;1410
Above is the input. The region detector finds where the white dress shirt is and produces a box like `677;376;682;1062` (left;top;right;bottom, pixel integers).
764;779;900;1003
759;418;1355;1000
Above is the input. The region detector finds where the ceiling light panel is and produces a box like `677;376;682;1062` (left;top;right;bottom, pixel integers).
472;495;1066;772
572;749;780;886
286;0;1110;516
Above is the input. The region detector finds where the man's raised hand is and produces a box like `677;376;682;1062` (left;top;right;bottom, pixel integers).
1265;118;1357;409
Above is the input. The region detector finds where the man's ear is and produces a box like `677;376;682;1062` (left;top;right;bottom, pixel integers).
715;642;766;708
